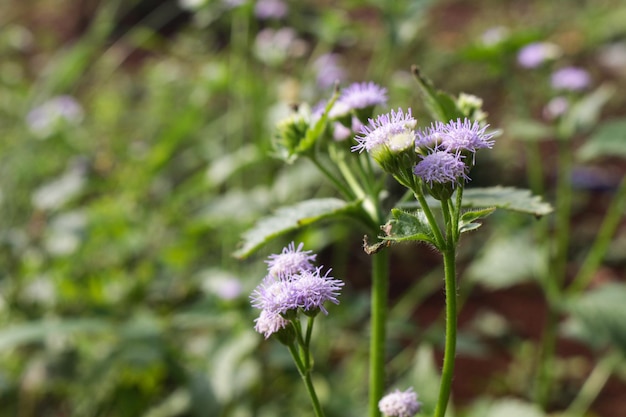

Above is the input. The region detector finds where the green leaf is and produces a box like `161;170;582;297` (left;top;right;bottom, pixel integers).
411;65;465;122
564;283;626;354
234;198;357;258
507;118;555;142
381;208;437;246
462;186;553;216
577;118;626;161
296;89;339;154
459;207;496;233
561;84;615;136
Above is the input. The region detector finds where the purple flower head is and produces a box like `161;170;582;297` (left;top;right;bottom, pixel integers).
291;267;344;315
378;387;421;417
543;96;569;120
416;118;495;154
250;274;299;315
333;122;352;141
313;53;347;89
265;241;317;278
254;0;288;20
352;108;417;154
339;82;388;111
413;150;469;186
551;66;591;91
27;95;84;137
517;42;561;68
254;309;290;339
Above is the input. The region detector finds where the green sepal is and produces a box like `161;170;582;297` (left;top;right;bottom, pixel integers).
411;65;465;122
458;207;496;234
234;198;358;259
381;208;438;247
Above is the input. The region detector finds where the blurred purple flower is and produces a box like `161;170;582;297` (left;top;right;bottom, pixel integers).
551;66;591;91
339;81;388;111
543;96;569;120
378;387;421;417
413;150;469;186
265;241;316;278
313;53;347;89
254;0;288;19
26;95;84;137
254;309;290;338
517;42;561;68
352;108;417;154
333;122;352;141
416;119;495;154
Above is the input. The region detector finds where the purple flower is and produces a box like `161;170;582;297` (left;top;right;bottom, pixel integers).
352;108;417;154
378;387;421;417
339;82;388;111
313;53;346;89
543;96;569;120
254;0;288;20
517;42;561;68
551;66;591;91
413;150;469;186
250;274;299;315
254;309;290;339
265;241;316;278
416;118;495;154
27;95;84;137
333;122;352;141
290;267;344;315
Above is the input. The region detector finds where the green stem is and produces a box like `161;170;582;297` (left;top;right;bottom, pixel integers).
565;351;622;417
287;343;326;417
434;243;458;417
414;189;446;249
369;250;389;417
568;177;626;294
309;155;354;200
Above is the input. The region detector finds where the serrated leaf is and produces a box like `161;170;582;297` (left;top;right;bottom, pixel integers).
577;118;626;161
234;198;356;258
564;283;626;354
381;208;437;246
459;207;496;233
411;65;465;122
462;186;553;216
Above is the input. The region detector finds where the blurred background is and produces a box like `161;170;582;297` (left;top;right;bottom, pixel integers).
1;0;626;416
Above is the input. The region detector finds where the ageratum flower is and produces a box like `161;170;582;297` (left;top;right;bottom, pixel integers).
416;118;495;154
265;241;317;278
413;150;469;186
339;81;388;111
291;267;344;315
551;66;591;91
517;42;561;68
378;388;421;417
352;108;417;154
251;274;299;315
254;309;291;339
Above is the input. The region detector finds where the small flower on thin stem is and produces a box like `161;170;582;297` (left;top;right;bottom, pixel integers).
517;42;561;68
250;274;299;315
254;309;291;339
378;387;421;417
265;241;317;278
339;81;388;111
291;267;344;315
416;119;495;154
551;66;591;91
352;108;417;154
413;150;469;186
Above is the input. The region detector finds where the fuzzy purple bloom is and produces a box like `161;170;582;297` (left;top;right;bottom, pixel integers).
290;267;344;315
413;150;469;185
416;118;495;154
551;66;591;91
250;274;299;315
254;309;290;339
313;53;347;89
378;387;421;417
517;42;561;68
339;81;388;110
352;108;417;153
265;241;316;278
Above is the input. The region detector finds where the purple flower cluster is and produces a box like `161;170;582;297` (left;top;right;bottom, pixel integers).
413;150;469;186
378;387;421;417
352;108;416;154
416;118;495;153
251;242;344;338
338;81;388;111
